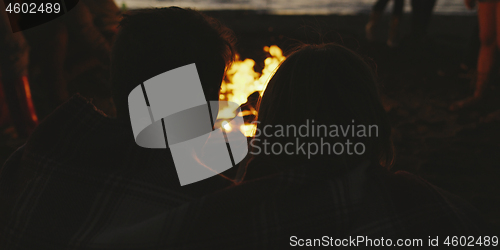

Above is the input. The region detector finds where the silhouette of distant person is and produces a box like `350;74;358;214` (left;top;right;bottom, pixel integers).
0;7;237;249
1;0;121;137
410;0;437;40
366;0;404;46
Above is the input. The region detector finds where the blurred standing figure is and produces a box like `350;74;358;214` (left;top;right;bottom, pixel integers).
410;0;437;40
366;0;405;47
451;0;500;110
0;3;38;138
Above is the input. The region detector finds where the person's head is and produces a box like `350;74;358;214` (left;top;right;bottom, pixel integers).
246;43;393;177
111;7;236;120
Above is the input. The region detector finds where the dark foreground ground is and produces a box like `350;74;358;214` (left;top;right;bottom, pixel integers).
1;12;499;233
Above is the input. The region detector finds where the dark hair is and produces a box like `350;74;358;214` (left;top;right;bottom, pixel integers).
111;7;236;120
241;43;393;180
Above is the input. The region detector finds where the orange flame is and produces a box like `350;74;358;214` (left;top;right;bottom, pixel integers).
219;45;285;136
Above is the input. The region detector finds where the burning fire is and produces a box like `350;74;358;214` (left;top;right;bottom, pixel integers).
218;45;285;137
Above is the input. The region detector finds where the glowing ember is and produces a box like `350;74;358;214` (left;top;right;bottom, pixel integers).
218;45;286;136
222;121;232;132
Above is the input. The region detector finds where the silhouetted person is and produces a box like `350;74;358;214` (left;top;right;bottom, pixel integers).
463;17;481;71
24;0;121;118
0;2;38;138
0;7;236;249
366;0;405;46
366;0;437;46
410;0;437;40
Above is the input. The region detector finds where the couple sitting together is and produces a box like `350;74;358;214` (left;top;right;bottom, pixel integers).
0;7;488;249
